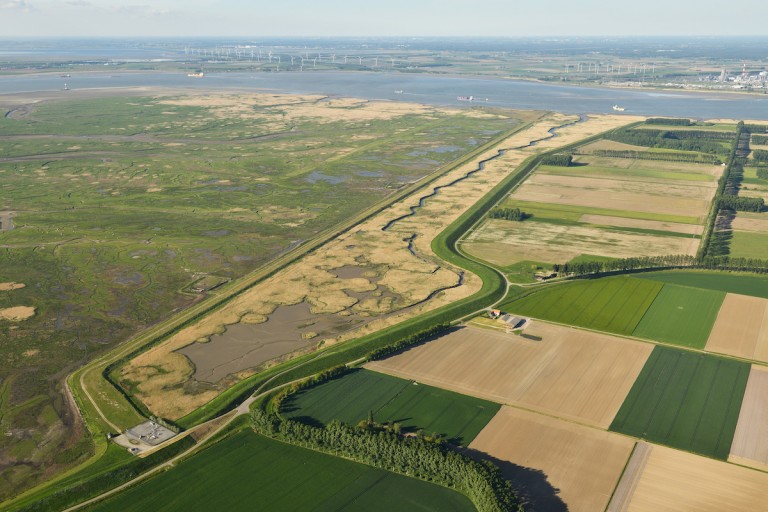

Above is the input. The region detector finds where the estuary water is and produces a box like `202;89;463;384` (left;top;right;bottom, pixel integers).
2;70;768;119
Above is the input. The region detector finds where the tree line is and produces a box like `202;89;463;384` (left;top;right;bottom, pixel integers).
554;254;768;277
752;134;768;145
756;168;768;180
252;408;523;512
752;149;768;162
488;207;529;221
645;118;693;126
718;195;765;212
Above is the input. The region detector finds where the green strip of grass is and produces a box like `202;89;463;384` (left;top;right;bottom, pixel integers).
501;199;701;225
729;231;768;260
632;284;725;348
609;346;749;459
538;164;715;182
85;431;475;512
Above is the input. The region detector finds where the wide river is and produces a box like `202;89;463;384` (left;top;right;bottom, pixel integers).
2;71;768;120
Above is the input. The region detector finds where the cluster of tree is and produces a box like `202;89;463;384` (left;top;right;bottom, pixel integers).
751;134;768;145
366;323;451;361
645;117;692;126
718;195;765;212
752;149;768;162
744;124;768;134
540;153;573;166
592;149;720;164
553;255;697;276
756;168;768;180
488;207;529;222
251;409;523;512
605;129;729;155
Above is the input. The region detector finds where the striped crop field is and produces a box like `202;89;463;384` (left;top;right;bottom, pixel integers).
610;346;750;459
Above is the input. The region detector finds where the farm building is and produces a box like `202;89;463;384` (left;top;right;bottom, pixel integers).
499;314;525;328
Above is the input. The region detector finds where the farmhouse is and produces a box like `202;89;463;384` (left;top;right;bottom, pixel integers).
498;314;525;328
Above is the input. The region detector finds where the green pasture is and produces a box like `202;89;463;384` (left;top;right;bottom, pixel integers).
632;284;725;348
729;231;768;260
500;276;662;335
635;123;738;132
85;431;474;512
282;369;499;446
610;346;749;459
638;270;768;299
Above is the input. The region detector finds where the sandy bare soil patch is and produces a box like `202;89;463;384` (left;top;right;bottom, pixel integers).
469;406;634;512
366;323;653;428
463;219;700;266
729;366;768;471
705;293;768;363
626;445;768;512
0;282;25;291
579;215;704;235
732;213;768;233
0;306;36;321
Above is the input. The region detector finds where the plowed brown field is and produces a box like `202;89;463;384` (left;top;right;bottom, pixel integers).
366;323;653;428
626;445;768;512
705;293;768;363
469;406;634;512
729;366;768;471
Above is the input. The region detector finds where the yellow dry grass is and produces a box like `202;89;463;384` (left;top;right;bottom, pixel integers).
732;213;768;233
0;282;25;291
578;214;704;235
511;174;715;217
626;445;768;512
705;293;768;363
0;306;36;321
366;323;653;428
121;112;637;420
469;406;634;512
463;218;700;266
729;366;768;471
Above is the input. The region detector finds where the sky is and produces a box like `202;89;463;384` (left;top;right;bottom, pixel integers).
1;0;766;38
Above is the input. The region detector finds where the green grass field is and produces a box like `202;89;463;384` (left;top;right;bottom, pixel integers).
637;270;768;299
729;231;768;260
282;369;499;446
538;163;714;183
500;199;701;225
85;431;474;512
610;347;750;459
500;276;663;335
632;284;725;348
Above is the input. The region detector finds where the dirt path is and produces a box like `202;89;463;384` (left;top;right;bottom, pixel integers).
607;442;652;512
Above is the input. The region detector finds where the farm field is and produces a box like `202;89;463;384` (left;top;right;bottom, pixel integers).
503;276;728;348
705;294;768;362
729;366;768;471
609;346;750;459
366;323;653;428
463;147;720;265
499;276;662;335
728;230;768;259
622;445;768;512
469;406;634;512
85;430;475;512
282;368;500;445
636;270;768;299
632;284;725;348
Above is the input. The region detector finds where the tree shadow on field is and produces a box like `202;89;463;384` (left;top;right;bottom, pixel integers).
463;448;568;512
